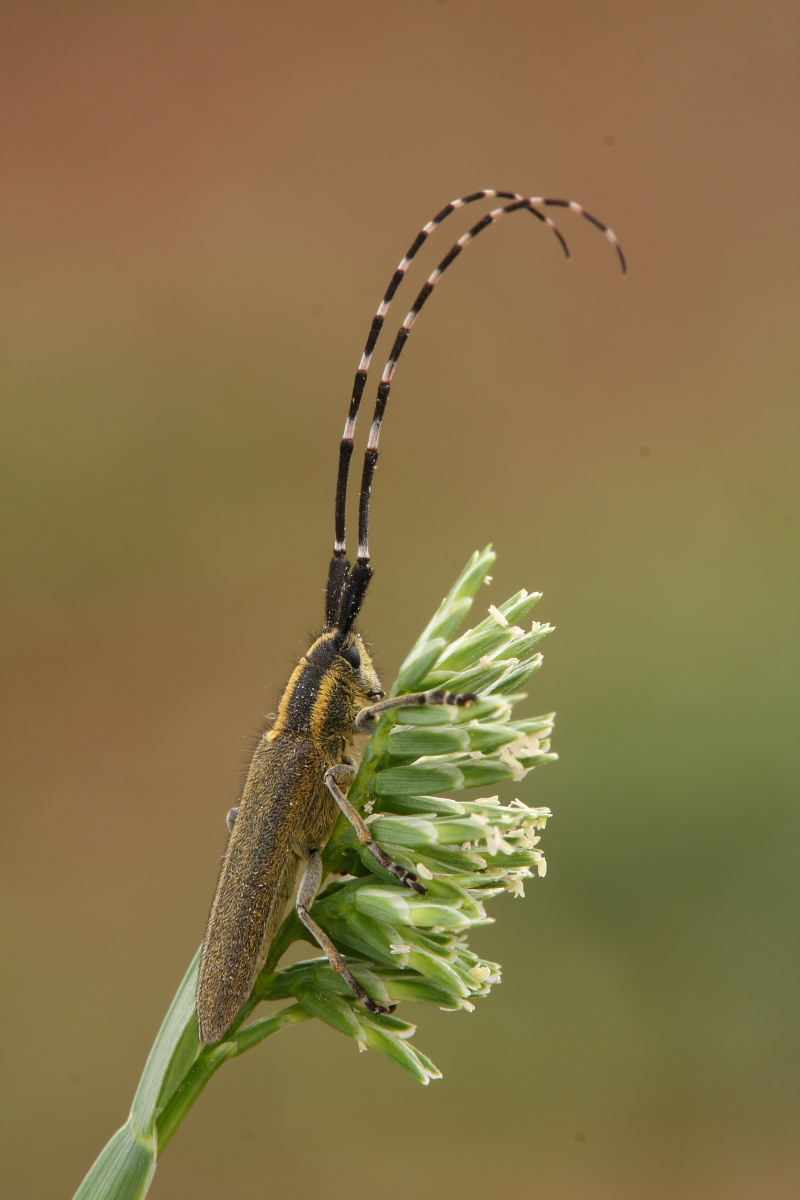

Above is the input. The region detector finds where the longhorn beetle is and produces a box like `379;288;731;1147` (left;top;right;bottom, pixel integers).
197;189;625;1045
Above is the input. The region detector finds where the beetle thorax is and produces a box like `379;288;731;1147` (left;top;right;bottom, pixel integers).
270;631;382;744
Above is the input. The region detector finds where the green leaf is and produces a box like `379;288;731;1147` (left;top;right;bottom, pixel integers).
372;762;465;796
435;626;525;671
407;950;471;997
72;1122;155;1200
493;624;552;660
406;546;496;651
384;726;470;758
317;908;401;967
368;815;440;847
413;844;487;873
360;1025;440;1084
493;589;543;625
407;903;467;929
384;976;464;1007
296;986;363;1038
353;886;412;924
465;722;524;753
394;638;448;692
373;792;465;816
428;817;488;844
135;949;201;1129
456;758;516;788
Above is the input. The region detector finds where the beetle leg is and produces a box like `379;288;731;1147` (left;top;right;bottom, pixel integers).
324;763;426;894
296;848;395;1015
354;688;476;732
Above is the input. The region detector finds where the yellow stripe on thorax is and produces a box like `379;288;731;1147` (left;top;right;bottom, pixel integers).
269;632;344;741
268;660;307;738
308;666;340;743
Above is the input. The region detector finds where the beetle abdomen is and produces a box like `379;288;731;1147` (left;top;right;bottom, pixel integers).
197;735;337;1044
197;851;297;1045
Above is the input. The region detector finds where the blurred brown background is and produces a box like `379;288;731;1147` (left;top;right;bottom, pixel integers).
1;3;798;1198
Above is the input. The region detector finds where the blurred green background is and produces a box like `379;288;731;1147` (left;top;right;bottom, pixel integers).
1;3;797;1198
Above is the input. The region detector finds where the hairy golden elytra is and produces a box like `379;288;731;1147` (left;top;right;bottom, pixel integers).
196;190;625;1045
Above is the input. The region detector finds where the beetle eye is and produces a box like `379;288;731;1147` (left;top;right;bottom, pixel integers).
342;644;361;670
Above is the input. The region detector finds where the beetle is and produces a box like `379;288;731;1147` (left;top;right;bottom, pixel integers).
196;189;624;1045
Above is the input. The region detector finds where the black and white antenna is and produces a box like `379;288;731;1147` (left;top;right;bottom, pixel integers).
326;190;625;634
